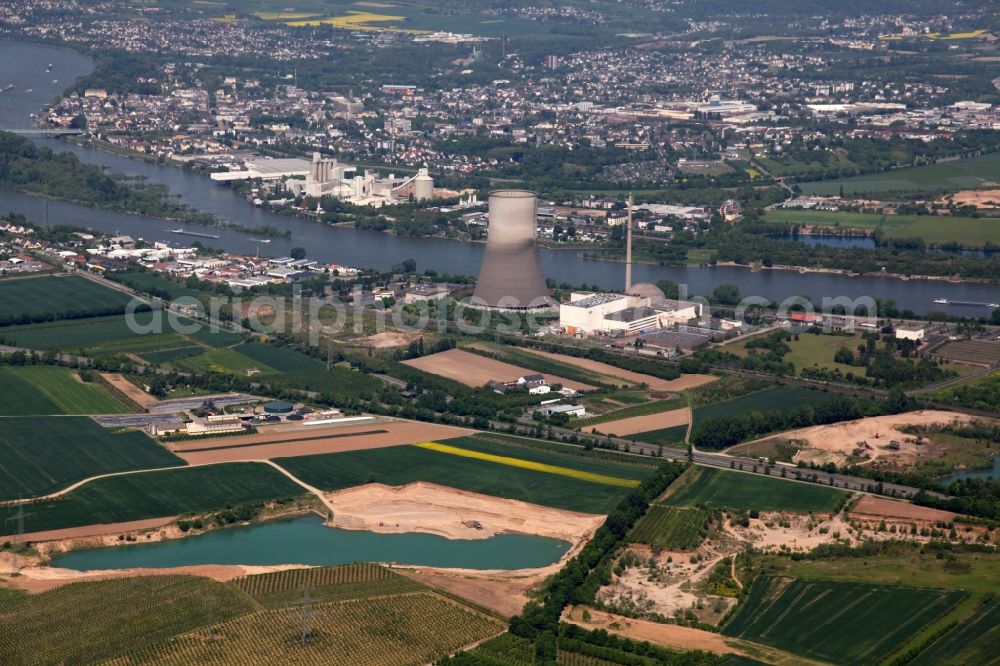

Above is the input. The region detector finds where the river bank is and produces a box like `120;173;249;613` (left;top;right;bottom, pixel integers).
0;183;217;226
4;39;1000;313
713;260;1000;286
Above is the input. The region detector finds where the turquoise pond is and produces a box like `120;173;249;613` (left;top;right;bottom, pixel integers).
50;515;571;571
938;455;1000;486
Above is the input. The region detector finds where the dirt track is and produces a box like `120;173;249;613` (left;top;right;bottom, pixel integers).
519;348;716;392
594;406;691;436
401;348;594;390
171;420;475;464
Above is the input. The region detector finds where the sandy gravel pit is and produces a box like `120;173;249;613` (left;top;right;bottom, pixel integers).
325;481;604;542
355;330;424;348
758;410;973;467
402;348;594;390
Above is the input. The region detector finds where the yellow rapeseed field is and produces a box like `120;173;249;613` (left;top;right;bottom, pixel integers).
415;442;640;488
880;29;987;41
254;11;322;20
285;11;421;33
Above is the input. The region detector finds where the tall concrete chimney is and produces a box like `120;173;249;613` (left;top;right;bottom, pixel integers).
473;190;551;309
625;192;633;291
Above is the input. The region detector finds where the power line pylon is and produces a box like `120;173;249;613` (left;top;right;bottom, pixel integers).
5;498;33;548
288;583;323;646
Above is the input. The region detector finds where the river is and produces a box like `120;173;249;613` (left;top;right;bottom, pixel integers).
1;39;998;315
50;514;571;570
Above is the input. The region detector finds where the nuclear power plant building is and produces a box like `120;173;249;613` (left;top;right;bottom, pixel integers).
473;190;552;310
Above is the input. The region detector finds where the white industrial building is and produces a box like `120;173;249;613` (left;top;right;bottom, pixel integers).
284;153;433;207
895;325;926;342
560;286;702;336
211;152;433;207
694;95;757;117
538;404;586;418
635;203;711;221
209;157;311;182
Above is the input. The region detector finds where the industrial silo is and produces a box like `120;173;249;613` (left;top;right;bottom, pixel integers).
472;190;551;309
413;168;433;201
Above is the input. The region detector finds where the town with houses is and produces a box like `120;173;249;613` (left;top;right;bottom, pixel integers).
2;2;1000;664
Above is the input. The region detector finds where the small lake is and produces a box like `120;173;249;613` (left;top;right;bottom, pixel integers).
938;455;1000;486
50;515;571;571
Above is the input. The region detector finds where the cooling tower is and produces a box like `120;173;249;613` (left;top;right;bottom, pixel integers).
473;190;551;309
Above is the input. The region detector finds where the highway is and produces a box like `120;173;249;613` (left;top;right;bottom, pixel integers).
509;419;944;500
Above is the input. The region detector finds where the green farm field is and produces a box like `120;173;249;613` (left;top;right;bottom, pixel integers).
233;562;423;608
723;576;966;665
629;505;709;550
631;424;688;445
692;386;832;427
276;438;644;514
138;345;203;365
0;275;133;325
473;431;660;468
757;151;857;177
0;366;129;415
443;435;653;482
729;331;863;375
0;563;500;666
123;591;502;665
267;366;384;402
0;313;182;353
911;595;1000;665
0;575;256;665
0;416;184;501
235;342;324;373
177;343;322;376
178;347;279;376
184;324;246;348
797;152;1000;196
764;208;1000;247
106;270;205;300
0;462;303;536
763;545;1000;661
661;466;845;513
933;369;1000;412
